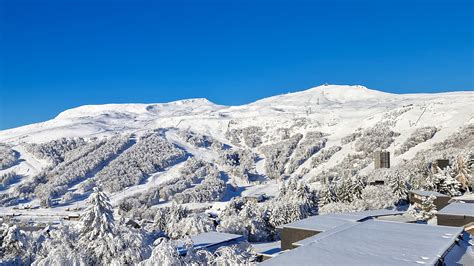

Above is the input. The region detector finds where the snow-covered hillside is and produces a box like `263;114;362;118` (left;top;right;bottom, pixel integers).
0;84;472;213
1;84;473;265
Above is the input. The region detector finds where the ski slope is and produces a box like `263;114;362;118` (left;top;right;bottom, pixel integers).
0;84;472;217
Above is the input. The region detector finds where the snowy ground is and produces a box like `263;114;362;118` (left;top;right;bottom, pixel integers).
0;84;472;219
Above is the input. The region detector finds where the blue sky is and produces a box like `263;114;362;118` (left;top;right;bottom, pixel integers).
0;0;472;130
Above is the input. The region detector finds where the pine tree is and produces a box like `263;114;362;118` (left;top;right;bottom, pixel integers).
433;167;461;196
350;176;366;201
138;238;182;266
319;183;336;206
452;156;471;192
32;226;87;266
78;187;117;264
0;224;29;264
80;187;115;240
420;195;437;221
166;203;188;236
388;173;408;204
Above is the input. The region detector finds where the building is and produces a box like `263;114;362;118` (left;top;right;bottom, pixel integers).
251;241;281;262
450;193;474;203
277;209;404;250
436;202;474;228
374;151;390;169
176;231;245;256
243;193;268;203
408;190;451;210
431;159;450;173
435;159;450;170
263;220;465;265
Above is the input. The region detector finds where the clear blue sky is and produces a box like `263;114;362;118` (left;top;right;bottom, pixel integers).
0;0;472;130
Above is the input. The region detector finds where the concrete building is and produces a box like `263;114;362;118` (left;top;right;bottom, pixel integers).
408;190;451;210
277;209;404;250
176;231;245;256
263;220;466;265
437;202;474;228
374;151;390;169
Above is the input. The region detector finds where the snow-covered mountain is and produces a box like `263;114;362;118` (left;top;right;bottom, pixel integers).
0;84;472;213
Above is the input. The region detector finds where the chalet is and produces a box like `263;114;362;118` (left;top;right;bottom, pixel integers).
262;220;466;265
408;190;451;210
176;231;245;256
63;213;80;221
243;193;268;203
436;202;474;228
277;209;403;250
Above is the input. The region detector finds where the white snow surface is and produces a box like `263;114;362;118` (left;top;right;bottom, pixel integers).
263;220;464;265
1;85;472;145
0;84;472;216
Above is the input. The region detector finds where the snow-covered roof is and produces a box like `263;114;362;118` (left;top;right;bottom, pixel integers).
251;241;281;257
279;214;360;232
279;209;404;232
176;231;244;254
438;203;474;217
375;213;418;223
410;190;449;197
264;220;464;265
451;193;474;203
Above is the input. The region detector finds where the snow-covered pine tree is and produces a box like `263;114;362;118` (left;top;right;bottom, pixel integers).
335;178;352;203
78;187;117;264
452;156;471;192
212;243;256;265
80;187;115;240
420;194;437;221
139;238;182;266
349;175;366;201
170;213;215;239
319;183;337;206
32;226;87;266
0;224;30;264
434;167;461;196
166;203;189;236
239;203;270;242
388;172;409;204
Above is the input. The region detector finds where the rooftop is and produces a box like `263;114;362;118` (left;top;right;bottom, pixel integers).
279;209;404;232
251;241;281;257
438;202;474;217
176;231;244;254
264;220;464;265
451;193;474;203
410;190;450;197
